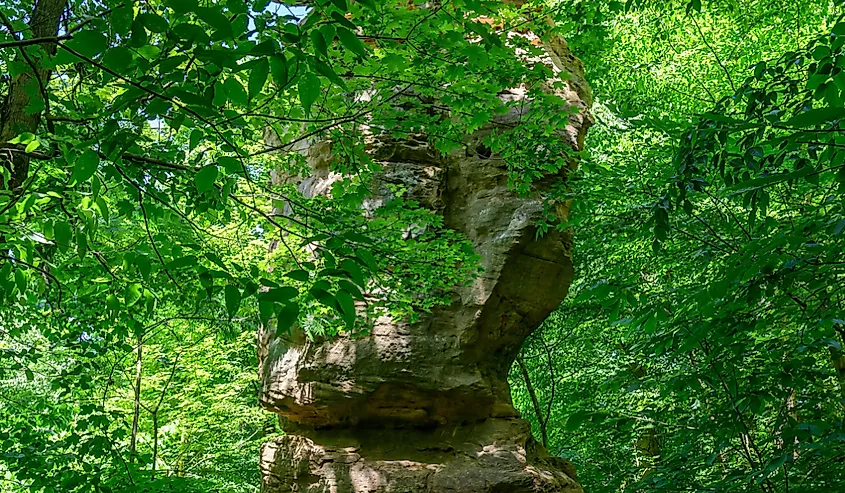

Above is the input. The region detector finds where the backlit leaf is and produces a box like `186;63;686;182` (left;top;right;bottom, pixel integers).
195;166;219;194
225;284;241;318
336;27;367;58
298;72;321;116
248;58;269;100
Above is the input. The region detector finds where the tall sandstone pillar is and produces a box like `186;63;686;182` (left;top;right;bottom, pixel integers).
258;23;593;493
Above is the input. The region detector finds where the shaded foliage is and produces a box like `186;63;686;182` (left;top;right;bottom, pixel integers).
511;2;845;492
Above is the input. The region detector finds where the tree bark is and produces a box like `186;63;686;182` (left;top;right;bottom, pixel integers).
0;0;66;191
150;353;179;480
833;324;845;411
517;354;549;449
129;336;142;464
626;358;659;479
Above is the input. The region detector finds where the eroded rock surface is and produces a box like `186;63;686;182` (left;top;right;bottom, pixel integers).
261;420;581;493
259;30;591;493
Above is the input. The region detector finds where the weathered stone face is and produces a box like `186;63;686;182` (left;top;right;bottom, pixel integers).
261;420;582;492
259;32;591;493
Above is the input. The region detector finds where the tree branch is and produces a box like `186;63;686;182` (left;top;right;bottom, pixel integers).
0;35;71;49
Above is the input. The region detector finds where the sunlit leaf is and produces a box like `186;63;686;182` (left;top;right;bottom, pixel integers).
195;166;219;194
298;72;321;116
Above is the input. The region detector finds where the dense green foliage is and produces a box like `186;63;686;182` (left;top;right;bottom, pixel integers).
3;0;845;491
510;1;845;492
0;0;577;490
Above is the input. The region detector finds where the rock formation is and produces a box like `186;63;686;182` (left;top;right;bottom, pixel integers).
258;25;592;493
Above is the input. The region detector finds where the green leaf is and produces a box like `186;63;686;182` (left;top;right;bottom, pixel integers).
813;45;831;61
298;72;321;116
786;107;845;127
106;294;120;312
339;258;365;286
269;54;289;87
310;287;337;311
125;283;143;307
173;89;210;108
252;40;278;56
190;129;203;150
204;252;228;270
282;23;300;44
310;29;328;58
72;150;99;183
258;301;274;324
167;0;198;14
144;289;156;316
260;277;280;288
726;165;815;193
330;11;356;31
0;162;9;188
136;255;151;280
314;58;347;89
331;0;348;11
110;6;134;35
285;269;310;282
686;0;701;13
565;410;591;431
0;264;11;297
55;221;72;251
195;166;219;194
67;30;109;57
248;58;270;101
355;248;377;271
225;284;241;318
42;221;54;240
227;0;248;14
102;46;133;71
171;22;210;44
336;289;355;326
24;140;40;153
219;156;243;174
336;27;368;58
166;255;198;270
338;279;363;300
276;302;300;333
320;24;337;46
259;286;298;302
14;268;26;293
139;13;169;33
196;7;234;39
95;197;110;223
129;17;148;48
224;77;248;106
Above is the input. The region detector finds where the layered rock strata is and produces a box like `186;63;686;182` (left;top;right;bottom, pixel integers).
258;28;592;493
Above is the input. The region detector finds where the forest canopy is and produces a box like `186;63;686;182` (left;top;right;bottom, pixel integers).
1;0;844;492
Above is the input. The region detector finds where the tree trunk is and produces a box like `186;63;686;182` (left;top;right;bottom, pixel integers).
517;354;549;449
635;427;660;478
833;324;845;411
626;358;659;479
151;411;158;480
129;335;142;464
0;0;66;191
257;29;592;493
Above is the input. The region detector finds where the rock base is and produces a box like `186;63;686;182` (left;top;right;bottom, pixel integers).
260;419;581;493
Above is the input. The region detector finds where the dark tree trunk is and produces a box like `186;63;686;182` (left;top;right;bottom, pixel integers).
0;0;66;191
